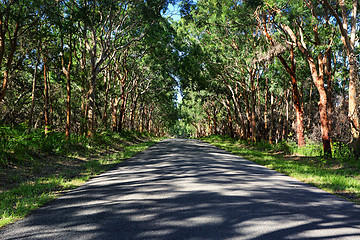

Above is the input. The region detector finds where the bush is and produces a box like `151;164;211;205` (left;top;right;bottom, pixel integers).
202;135;357;166
0;125;157;167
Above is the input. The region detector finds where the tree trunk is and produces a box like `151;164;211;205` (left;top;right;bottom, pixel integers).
205;111;213;134
250;74;257;142
101;70;110;129
323;0;360;156
244;92;251;140
226;99;234;138
48;76;53;128
117;92;127;133
79;43;87;135
28;60;38;133
264;78;269;141
310;57;332;156
349;55;360;157
0;23;19;102
284;90;289;141
43;57;50;136
87;73;96;137
61;42;72;139
147;109;153;133
65;70;71;138
111;98;119;132
222;99;234;138
0;69;10;102
227;83;246;139
212;104;218;135
130;96;139;130
269;93;275;144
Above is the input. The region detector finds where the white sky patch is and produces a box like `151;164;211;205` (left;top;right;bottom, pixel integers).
162;3;181;22
172;74;183;105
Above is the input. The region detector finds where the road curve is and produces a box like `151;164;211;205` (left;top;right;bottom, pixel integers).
1;138;360;239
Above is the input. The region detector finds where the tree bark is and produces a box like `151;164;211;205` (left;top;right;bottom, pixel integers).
87;72;96;137
61;37;73;139
65;68;71;138
264;78;269;140
111;98;119;132
0;23;19;102
130;94;139;130
43;55;50;135
269;93;275;144
250;71;257;142
212;103;218;135
117;94;127;133
311;56;332;156
28;58;38;133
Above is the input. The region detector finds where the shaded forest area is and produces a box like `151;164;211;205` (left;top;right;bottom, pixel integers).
1;0;360;166
0;0;180;167
175;0;360;160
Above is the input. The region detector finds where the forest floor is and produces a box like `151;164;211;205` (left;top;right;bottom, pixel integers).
0;131;162;228
201;135;360;205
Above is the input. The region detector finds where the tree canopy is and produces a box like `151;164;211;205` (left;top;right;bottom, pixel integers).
1;0;359;159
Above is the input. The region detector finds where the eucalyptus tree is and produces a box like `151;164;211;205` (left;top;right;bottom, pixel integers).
177;0;266;141
255;6;306;147
0;0;64;136
322;0;359;156
0;0;22;102
104;8;178;133
262;0;336;156
53;0;79;138
74;0;153;137
0;0;47;102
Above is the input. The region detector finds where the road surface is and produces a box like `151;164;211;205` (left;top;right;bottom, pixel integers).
1;138;360;239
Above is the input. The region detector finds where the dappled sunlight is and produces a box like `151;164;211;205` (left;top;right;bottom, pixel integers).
1;139;360;239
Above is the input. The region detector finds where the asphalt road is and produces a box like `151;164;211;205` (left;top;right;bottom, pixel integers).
2;138;360;239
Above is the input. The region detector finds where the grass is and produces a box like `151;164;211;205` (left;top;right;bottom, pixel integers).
0;127;162;228
201;135;360;204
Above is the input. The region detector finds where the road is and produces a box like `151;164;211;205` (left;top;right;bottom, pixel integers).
1;138;360;239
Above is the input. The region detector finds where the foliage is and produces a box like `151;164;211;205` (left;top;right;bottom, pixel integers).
0;0;179;139
174;0;359;158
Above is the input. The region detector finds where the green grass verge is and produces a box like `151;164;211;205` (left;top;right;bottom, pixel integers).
201;135;360;203
0;129;163;228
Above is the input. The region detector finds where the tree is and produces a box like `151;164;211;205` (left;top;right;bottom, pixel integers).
264;0;335;156
255;11;306;147
0;0;44;102
76;0;154;137
322;0;360;157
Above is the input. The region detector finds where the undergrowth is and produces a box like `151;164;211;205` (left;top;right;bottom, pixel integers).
0;125;161;228
0;124;154;167
201;135;360;204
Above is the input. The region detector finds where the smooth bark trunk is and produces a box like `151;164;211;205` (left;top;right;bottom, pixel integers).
28;60;38;132
43;58;50;135
0;23;19;102
323;0;360;156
